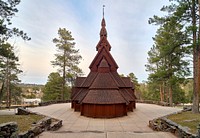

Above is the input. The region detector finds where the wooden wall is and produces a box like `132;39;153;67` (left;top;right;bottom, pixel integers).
81;103;127;118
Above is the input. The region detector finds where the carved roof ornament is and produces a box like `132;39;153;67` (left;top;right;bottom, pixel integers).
100;5;107;39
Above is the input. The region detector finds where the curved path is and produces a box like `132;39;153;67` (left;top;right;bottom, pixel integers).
29;103;181;138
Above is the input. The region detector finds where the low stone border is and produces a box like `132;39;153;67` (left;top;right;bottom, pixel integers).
19;117;52;138
18;107;63;137
0;122;18;138
136;100;169;106
39;100;71;106
149;113;197;138
0;107;63;138
16;107;33;115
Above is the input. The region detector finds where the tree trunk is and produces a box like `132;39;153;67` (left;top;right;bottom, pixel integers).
159;82;164;102
62;49;66;101
6;58;9;108
169;85;173;107
192;0;199;113
166;86;169;104
159;84;163;102
0;82;4;108
162;81;165;102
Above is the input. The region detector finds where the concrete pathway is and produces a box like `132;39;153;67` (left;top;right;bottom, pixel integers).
29;103;181;138
0;109;16;115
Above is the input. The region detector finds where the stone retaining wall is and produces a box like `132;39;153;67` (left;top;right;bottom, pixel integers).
136;100;169;106
149;117;197;138
0;107;63;137
39;100;71;106
17;107;63;137
16;107;35;115
0;122;18;138
19;117;54;138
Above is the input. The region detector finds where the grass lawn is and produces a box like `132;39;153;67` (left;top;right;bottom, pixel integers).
0;114;44;132
167;111;200;134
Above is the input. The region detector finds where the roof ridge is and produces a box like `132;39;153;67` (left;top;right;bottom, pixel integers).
89;48;118;71
118;90;130;104
110;72;127;87
80;72;98;87
89;72;119;89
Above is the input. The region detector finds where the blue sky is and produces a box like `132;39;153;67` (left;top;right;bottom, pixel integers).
9;0;169;84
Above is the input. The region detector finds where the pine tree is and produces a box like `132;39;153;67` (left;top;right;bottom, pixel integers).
0;43;22;107
0;0;30;44
42;72;63;101
147;18;190;106
52;28;82;100
148;0;199;111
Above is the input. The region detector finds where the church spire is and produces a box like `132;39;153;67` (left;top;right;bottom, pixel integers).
103;5;105;18
100;5;107;39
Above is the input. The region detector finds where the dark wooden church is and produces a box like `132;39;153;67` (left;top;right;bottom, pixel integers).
71;13;136;118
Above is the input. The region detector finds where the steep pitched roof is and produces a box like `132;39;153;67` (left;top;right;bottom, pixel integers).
119;89;135;102
96;17;111;51
90;73;119;89
122;77;134;88
110;72;126;87
99;58;109;68
73;89;89;103
82;90;127;104
89;48;118;72
74;77;86;87
96;36;111;51
80;72;98;87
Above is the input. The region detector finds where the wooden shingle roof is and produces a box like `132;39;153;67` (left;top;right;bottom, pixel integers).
90;73;119;89
82;90;127;104
74;77;86;87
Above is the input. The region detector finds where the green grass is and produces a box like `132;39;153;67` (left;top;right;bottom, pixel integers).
167;111;200;134
0;115;44;132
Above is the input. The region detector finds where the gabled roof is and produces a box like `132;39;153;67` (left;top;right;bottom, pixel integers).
96;36;111;51
73;89;89;102
90;73;119;89
119;89;135;102
122;77;134;88
80;72;98;87
89;48;118;72
74;77;86;87
99;58;109;68
82;90;127;104
110;72;126;87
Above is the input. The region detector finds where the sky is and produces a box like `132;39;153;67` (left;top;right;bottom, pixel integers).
9;0;169;84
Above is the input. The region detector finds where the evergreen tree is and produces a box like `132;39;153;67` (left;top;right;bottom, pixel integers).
0;0;30;44
147;16;190;106
42;72;63;101
149;0;200;113
52;28;82;100
148;0;199;113
127;73;141;99
0;43;22;107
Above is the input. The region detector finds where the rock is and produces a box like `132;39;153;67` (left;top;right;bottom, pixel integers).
149;115;197;138
49;120;62;131
0;122;18;138
183;106;192;111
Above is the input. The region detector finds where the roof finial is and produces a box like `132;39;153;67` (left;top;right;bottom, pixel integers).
103;5;105;18
99;5;107;40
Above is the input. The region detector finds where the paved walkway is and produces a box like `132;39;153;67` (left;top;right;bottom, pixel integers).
28;103;181;138
0;109;16;115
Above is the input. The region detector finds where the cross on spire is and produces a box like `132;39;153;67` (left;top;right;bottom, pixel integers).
103;5;105;18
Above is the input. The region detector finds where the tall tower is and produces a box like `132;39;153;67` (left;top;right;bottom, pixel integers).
71;7;136;118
